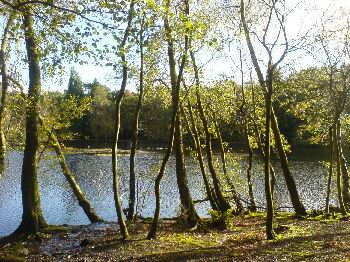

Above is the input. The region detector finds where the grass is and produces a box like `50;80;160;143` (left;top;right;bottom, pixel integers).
0;242;27;262
161;233;220;248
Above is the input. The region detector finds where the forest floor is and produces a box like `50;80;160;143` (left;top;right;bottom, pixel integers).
1;212;350;261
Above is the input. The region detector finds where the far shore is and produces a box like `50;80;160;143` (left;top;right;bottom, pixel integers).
62;147;165;156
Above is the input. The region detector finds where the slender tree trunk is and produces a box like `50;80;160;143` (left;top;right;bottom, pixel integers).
15;11;47;235
37;115;102;223
112;0;135;240
190;51;230;212
0;13;14;175
148;0;189;239
245;125;257;212
251;84;276;198
174;114;199;226
270;110;306;216
212;117;243;213
340;151;350;207
337;121;350;207
265;79;275;240
181;105;218;210
325;127;333;213
252;121;277;196
128;15;145;222
201;115;230;212
240;0;306;216
334;121;347;215
239;43;256;212
147;113;176;239
48;131;102;223
0;130;5;175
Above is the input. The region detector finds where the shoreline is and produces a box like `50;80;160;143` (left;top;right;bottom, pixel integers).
62;147;165;156
1;212;350;261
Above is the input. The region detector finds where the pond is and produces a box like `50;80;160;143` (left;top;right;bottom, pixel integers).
0;150;337;237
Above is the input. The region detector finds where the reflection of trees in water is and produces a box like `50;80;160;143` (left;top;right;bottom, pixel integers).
58;152;334;216
0;151;338;236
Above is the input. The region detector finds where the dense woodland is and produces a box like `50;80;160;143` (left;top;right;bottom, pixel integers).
0;0;350;258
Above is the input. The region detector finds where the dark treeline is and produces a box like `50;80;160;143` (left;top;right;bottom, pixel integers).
15;67;345;151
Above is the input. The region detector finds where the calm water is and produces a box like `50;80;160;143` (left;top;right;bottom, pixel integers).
0;150;336;237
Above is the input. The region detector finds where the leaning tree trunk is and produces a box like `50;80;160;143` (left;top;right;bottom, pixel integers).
15;11;47;235
48;130;102;223
198;99;230;212
174;114;199;227
182;104;218;210
37;114;102;223
111;0;135;240
128;15;145;222
270;109;306;216
325;126;334;214
0;13;14;175
212;116;243;213
265;79;275;240
191;51;231;212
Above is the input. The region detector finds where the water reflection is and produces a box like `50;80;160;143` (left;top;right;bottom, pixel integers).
0;150;335;237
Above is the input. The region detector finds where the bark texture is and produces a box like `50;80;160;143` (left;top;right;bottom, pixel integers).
265;76;275;240
240;0;306;216
49;131;102;223
212;117;243;213
128;15;145;221
334;122;347;214
245;126;256;212
0;13;14;175
182;104;218;210
16;11;47;235
111;0;135;239
148;0;190;239
190;51;231;213
174;114;199;226
325;127;333;213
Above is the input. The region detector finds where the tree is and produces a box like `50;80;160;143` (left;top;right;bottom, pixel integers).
66;68;84;98
240;0;307;239
190;51;231;213
282;15;350;213
148;0;197;239
128;10;146;221
87;80;114;143
14;9;48;237
0;0;108;243
111;0;135;240
0;12;15;175
315;22;350;213
181;101;218;211
39;92;102;223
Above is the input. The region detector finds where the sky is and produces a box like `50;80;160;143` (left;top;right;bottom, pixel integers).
200;0;350;83
43;0;350;93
